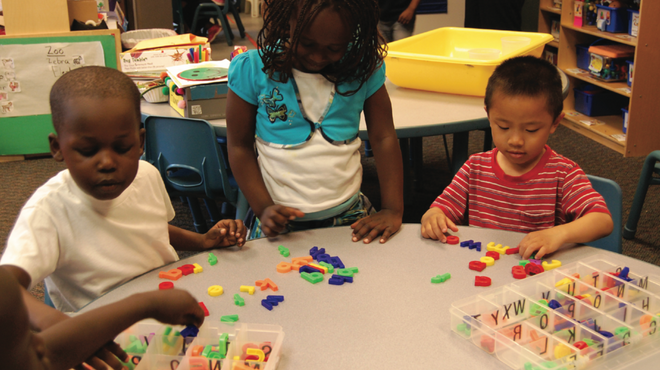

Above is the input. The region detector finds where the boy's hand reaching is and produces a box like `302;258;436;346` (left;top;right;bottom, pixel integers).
202;219;246;249
259;205;305;237
351;209;401;244
421;207;459;243
518;228;565;260
139;289;205;328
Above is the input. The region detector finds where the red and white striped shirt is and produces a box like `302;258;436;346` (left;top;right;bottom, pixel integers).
431;146;610;233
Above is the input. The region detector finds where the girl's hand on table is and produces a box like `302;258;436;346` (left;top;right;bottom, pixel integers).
351;209;402;244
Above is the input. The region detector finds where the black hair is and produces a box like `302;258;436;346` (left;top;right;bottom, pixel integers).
485;56;563;120
50;66;141;133
257;0;386;96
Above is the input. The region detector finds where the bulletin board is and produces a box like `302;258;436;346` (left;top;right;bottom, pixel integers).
0;29;121;155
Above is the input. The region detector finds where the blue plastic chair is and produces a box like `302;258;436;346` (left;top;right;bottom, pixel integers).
586;174;622;253
623;150;660;239
143;115;248;233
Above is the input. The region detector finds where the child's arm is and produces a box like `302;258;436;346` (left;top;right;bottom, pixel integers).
421;207;460;243
518;212;613;259
398;0;421;24
3;265;129;370
168;219;246;251
351;85;404;244
226;89;305;236
42;289;205;370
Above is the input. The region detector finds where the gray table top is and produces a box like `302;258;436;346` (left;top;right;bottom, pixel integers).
140;79;490;139
80;224;660;369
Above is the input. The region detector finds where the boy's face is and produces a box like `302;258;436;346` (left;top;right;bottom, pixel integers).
289;6;351;73
487;91;563;175
49;97;145;200
0;268;51;370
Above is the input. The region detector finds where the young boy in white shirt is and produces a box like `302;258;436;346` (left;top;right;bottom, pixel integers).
1;66;245;369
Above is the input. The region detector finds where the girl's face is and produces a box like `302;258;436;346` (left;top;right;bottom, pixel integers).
289;6;352;73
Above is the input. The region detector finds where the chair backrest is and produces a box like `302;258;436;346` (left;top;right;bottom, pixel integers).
143;115;238;204
586;174;622;253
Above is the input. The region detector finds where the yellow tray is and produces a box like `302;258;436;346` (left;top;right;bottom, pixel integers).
385;28;553;96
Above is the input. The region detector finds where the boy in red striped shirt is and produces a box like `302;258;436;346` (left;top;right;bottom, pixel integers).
421;56;613;259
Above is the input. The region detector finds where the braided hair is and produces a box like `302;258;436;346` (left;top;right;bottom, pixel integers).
257;0;386;96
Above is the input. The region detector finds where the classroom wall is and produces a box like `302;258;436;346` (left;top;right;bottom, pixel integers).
414;0;540;35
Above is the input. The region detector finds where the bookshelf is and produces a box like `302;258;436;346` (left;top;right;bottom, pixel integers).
538;0;660;156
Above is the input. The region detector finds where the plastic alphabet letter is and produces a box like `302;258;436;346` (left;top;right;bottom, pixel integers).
469;261;487;272
159;281;174;290
512;266;527;279
199;302;210;316
233;294;245;306
276;261;292;273
475;276;492;287
480;256;495;266
525;262;544;276
159;269;183;281
542;260;562;271
208;285;223;297
178;264;195;276
485;251;500;260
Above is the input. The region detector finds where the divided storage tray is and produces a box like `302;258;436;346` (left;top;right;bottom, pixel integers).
450;255;660;370
116;321;284;370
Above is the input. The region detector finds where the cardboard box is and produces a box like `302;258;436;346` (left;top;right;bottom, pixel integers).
169;82;228;120
121;34;209;75
121;46;195;74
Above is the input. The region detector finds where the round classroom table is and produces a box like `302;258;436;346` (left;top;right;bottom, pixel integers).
80;225;660;369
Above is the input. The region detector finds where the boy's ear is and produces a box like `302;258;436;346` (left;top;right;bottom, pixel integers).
48;133;64;162
138;127;146;156
550;112;564;134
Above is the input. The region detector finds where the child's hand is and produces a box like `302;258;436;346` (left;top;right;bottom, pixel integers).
202;219;246;249
421;207;459;243
259;205;305;237
350;209;402;244
518;228;565;259
140;289;205;328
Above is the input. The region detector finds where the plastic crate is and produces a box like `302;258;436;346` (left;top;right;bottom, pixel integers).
384;27;552;96
622;108;629;134
588;44;634;82
576;44;591;71
574;85;629;117
595;5;629;33
628;9;640;37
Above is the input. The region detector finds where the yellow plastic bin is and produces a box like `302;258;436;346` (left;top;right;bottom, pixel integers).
384;28;553;96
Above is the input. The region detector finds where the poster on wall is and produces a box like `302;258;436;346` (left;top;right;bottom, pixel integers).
0;41;105;118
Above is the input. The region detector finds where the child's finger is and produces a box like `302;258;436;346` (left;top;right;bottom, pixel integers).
446;218;459;232
379;227;397;243
104;341;129;362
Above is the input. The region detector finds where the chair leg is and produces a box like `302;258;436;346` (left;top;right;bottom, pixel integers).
204;199;223;226
230;1;246;38
187;197;208;233
623;151;660;239
411;137;424;188
363;140;373;158
217;13;234;45
236;191;250;221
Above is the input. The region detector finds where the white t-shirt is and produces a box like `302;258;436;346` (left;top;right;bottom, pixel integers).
255;70;363;213
1;160;179;312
